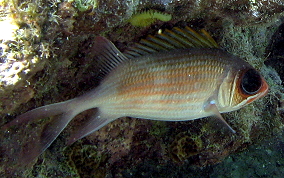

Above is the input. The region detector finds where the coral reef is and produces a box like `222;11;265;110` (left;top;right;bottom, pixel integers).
1;0;284;177
170;132;203;162
64;143;108;178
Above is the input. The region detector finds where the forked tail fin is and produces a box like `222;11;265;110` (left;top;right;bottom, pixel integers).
1;36;127;169
3;99;75;129
1;99;78;167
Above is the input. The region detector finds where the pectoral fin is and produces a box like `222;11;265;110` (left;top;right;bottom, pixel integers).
204;99;236;133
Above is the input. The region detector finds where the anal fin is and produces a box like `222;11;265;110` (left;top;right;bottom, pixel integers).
67;110;116;145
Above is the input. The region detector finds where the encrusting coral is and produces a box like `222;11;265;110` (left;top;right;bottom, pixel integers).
170;132;203;162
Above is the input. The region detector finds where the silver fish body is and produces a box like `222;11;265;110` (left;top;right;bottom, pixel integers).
89;48;262;121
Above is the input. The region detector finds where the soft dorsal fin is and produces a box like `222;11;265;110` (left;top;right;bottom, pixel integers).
124;26;219;59
93;36;129;79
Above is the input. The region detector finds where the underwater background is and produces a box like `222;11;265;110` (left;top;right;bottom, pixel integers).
0;0;284;177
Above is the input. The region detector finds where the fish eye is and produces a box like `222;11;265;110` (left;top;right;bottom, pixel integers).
240;69;262;95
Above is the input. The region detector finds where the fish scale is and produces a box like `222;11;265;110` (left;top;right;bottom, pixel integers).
96;50;228;120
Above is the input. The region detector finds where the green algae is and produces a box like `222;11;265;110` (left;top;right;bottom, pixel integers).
64;143;108;178
72;0;98;12
149;120;168;137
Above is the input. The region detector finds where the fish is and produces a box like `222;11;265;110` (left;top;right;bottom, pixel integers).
2;26;269;166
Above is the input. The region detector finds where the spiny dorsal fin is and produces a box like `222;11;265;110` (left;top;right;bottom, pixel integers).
124;26;219;59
